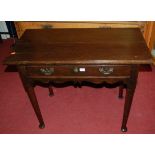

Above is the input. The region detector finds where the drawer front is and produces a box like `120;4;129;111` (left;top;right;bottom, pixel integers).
26;65;131;78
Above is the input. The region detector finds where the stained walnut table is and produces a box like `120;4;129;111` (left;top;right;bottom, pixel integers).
4;28;152;132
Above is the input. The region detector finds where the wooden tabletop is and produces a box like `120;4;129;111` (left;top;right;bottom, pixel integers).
4;28;152;65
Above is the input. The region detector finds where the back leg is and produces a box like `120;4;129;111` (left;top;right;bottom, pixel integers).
118;85;124;99
49;85;54;96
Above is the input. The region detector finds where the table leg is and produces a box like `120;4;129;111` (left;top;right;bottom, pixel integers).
26;86;45;129
49;85;54;96
121;66;138;132
118;85;124;99
18;66;45;129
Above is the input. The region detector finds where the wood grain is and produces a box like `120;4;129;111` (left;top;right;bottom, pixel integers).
14;21;146;38
4;28;152;65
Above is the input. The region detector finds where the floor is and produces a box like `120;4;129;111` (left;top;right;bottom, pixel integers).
0;39;155;134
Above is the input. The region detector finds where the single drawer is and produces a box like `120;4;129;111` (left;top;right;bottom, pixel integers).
26;65;131;77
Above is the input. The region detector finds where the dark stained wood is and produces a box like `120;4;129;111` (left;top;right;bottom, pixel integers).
26;65;131;78
118;85;124;99
121;65;139;132
3;28;153;132
18;66;45;129
48;85;54;96
4;28;152;65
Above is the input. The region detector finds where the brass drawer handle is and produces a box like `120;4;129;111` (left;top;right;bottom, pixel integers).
99;67;114;75
73;67;79;73
40;68;54;75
